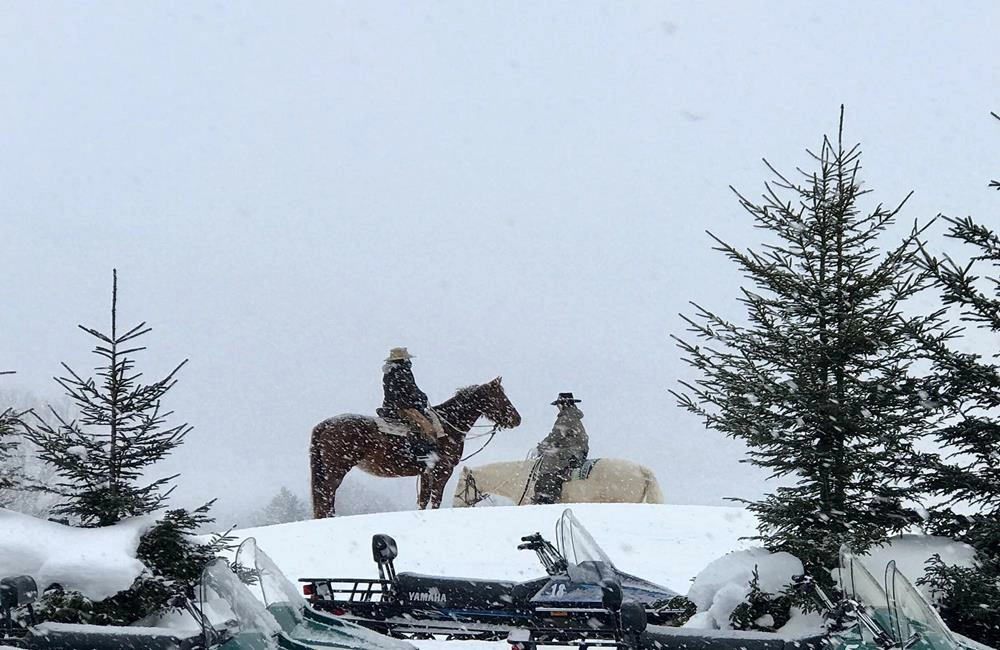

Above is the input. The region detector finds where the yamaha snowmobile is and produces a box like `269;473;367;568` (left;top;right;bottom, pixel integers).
507;545;989;650
299;509;688;641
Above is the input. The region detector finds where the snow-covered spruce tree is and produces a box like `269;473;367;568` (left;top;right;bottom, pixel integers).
23;271;224;624
914;112;1000;645
254;486;309;526
672;112;945;577
24;272;189;525
0;371;21;503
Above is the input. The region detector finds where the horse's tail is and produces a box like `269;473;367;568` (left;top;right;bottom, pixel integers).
309;426;327;518
639;465;664;504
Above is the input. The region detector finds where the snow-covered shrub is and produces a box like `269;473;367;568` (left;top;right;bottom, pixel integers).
916;513;1000;646
728;567;792;631
31;505;231;625
920;554;1000;647
685;547;806;630
660;595;697;627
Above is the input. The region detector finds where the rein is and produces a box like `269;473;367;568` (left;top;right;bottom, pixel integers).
432;406;503;463
460;424;499;462
517;457;544;505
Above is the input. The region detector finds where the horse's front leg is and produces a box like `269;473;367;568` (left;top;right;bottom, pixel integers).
427;465;455;510
417;472;432;509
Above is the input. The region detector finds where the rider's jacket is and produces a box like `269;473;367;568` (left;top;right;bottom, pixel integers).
537;405;589;458
382;359;430;413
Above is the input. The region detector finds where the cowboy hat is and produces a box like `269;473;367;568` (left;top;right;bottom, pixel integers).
385;347;415;362
551;392;581;405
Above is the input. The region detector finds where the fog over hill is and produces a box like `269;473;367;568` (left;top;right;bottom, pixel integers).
2;2;998;518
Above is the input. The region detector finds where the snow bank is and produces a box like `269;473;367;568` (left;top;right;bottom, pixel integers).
0;508;154;600
858;534;977;600
684;547;804;631
681;532;978;632
226;503;758;595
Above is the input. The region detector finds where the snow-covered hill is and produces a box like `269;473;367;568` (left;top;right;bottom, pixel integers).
226;502;977;635
227;503;757;594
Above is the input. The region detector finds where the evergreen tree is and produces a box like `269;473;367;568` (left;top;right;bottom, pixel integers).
914;112;1000;645
672;110;944;576
22;271;224;623
0;370;21;502
1;389;69;516
254;486;309;526
23;271;190;525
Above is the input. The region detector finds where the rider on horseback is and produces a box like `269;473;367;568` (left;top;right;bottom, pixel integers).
532;392;589;504
379;347;440;457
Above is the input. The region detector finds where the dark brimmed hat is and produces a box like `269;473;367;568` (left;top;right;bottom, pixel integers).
551;392;581;405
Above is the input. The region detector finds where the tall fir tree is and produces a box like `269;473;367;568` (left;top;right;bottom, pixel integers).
672;110;944;575
24;271;190;526
914;112;1000;645
22;272;225;624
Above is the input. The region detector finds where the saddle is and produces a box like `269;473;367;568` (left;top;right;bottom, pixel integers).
528;457;597;481
374;408;445;438
568;458;600;481
375;409;445;465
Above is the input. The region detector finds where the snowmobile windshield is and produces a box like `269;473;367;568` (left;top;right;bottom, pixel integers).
838;545;900;642
198;559;281;645
555;509;615;568
840;546;888;611
554;509;618;585
885;561;958;650
236;537;306;619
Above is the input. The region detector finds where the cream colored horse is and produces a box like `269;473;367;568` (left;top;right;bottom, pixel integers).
452;458;664;507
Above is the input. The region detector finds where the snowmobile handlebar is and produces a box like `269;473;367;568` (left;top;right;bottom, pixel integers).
518;533;544;550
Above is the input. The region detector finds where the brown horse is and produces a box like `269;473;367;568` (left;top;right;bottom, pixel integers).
309;377;520;517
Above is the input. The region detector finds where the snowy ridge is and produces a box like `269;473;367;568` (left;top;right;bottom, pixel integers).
227;503;757;594
226;503;978;635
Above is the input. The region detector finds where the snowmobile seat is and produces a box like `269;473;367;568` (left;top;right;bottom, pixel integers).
508;576;550;605
22;622;203;650
395;573;516;610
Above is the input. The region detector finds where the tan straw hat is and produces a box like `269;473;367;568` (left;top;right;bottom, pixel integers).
385;347;414;362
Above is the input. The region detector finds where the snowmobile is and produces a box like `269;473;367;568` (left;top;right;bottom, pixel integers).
299;509;688;642
507;545;989;650
0;541;415;650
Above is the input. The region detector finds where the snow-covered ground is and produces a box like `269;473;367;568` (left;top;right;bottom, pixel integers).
226;502;979;638
1;502;977;649
227;503;758;594
0;508;153;600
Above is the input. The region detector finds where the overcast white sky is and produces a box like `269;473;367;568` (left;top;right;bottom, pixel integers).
2;2;998;520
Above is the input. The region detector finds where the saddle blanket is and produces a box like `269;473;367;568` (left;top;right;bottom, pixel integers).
376;409;445;438
568;458;600;481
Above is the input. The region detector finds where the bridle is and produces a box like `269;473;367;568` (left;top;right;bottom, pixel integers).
433;408;502;462
431;384;512;463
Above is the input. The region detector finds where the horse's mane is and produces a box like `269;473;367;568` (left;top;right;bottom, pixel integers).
434;383;483;412
453;384;481;398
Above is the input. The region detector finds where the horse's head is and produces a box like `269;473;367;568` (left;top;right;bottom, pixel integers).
477;376;521;429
